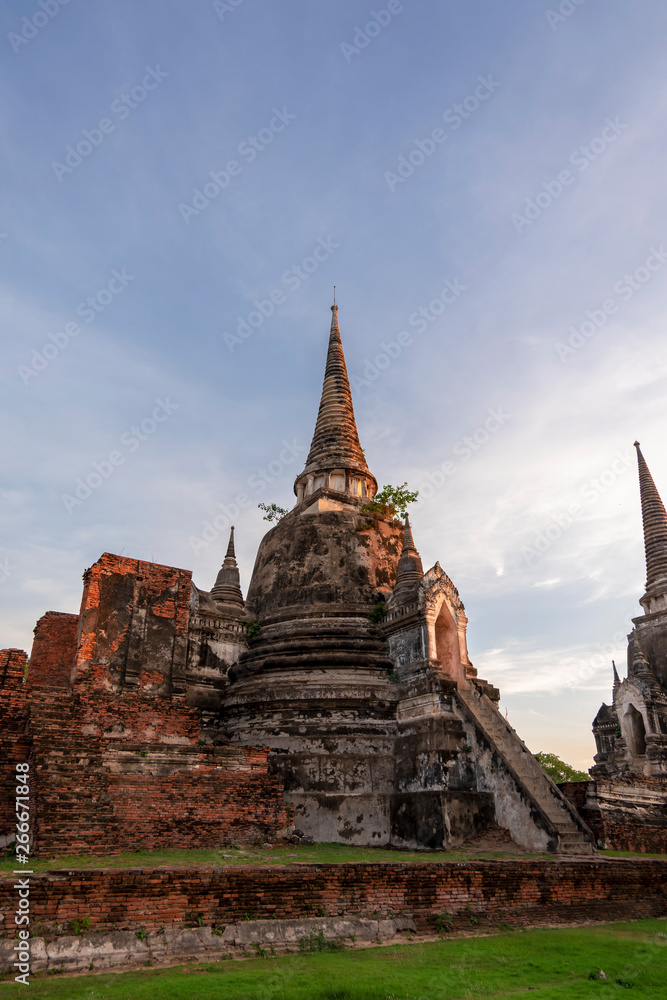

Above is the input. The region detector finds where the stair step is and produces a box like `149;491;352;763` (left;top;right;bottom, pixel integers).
459;689;594;850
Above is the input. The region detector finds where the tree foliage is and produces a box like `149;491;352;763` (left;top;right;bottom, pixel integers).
258;502;288;522
360;482;419;521
534;751;589;783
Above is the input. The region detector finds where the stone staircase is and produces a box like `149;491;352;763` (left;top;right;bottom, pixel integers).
457;687;596;855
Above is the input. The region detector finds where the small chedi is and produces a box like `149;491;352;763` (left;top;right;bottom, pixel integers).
5;301;633;859
561;443;667;852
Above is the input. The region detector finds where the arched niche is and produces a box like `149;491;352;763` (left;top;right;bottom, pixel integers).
426;593;466;685
434;601;462;681
624;703;647;757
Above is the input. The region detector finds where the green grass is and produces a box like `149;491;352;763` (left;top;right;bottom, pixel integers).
0;842;557;874
600;849;666;860
0;920;665;998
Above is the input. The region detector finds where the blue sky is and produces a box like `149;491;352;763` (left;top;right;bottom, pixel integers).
2;0;667;768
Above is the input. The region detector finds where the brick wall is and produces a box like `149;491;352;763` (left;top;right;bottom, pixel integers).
27;689;290;857
1;860;664;939
558;781;605;844
0;649;29;847
1;554;290;857
602;824;667;853
74;553;192;695
27;613;79;691
560;779;667;853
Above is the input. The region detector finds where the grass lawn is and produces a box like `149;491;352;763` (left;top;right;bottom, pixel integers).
1;842;662;875
599;849;666;861
0;920;665;998
0;842;560;874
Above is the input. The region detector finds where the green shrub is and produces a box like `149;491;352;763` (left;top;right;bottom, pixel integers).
360;483;419;521
298;930;345;952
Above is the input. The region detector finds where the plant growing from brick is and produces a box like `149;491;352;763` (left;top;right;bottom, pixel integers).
435;912;454;933
258;502;289;522
245;620;262;641
360;482;419;521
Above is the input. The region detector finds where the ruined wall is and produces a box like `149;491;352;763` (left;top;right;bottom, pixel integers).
26;613;78;691
74;553;192;696
27;687;290;857
561;778;667;853
0;859;665;974
0;649;29;849
0;553;291;857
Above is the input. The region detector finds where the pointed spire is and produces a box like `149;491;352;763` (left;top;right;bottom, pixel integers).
403;513;417;553
301;304;372;480
612;659;621;694
634;442;667;612
225;526;236;560
211;527;245;617
391;515;424;602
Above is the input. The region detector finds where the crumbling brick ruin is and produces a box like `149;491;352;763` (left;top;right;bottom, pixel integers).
0;560;289;856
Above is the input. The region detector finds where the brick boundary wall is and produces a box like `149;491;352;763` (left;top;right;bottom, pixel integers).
1;860;665;940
